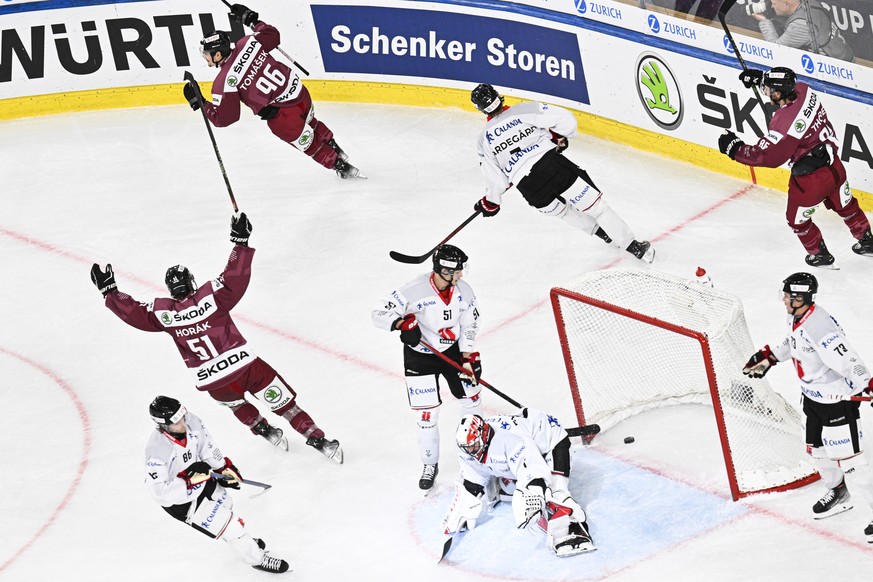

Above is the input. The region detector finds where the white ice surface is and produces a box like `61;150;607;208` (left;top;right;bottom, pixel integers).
2;102;873;581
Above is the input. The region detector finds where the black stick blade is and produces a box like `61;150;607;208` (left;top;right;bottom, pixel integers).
566;424;601;437
438;535;454;564
389;250;432;264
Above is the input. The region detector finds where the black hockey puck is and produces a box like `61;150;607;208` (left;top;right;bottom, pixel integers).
624;436;635;444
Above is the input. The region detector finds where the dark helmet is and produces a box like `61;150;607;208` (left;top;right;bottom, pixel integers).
763;67;797;98
456;414;493;462
471;83;504;115
165;265;197;300
200;30;231;59
782;272;817;306
149;395;186;426
432;244;468;274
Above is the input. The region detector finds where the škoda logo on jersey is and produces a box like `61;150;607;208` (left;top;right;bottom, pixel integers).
635;53;683;132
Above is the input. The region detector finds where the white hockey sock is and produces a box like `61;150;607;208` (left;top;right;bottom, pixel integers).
581;197;635;249
221;515;265;566
415;407;440;465
810;448;846;489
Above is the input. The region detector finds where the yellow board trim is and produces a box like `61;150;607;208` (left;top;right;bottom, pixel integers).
2;80;870;209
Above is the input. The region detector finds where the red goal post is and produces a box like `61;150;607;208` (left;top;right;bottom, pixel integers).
549;268;818;501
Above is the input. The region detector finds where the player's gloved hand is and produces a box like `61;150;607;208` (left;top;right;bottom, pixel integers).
738;69;765;89
550;130;569;153
474;196;500;218
396;314;422;346
742;345;778;378
178;462;213;490
90;263;117;297
512;479;548;530
718;131;743;160
229;4;259;27
230;212;252;246
459;352;482;386
218;457;242;489
183;81;201;111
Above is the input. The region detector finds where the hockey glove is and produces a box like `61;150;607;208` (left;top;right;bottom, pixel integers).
742;345;778;378
460;352;482;386
738;69;765;89
718;131;743;160
218;457;242;489
474;196;500;218
550;130;569;153
229;4;260;27
178;462;213;490
90;263;117;297
183;81;201;111
230;212;252;246
396;314;422;347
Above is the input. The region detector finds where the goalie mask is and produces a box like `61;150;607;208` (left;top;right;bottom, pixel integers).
782;272;817;307
165;265;197;300
456;414;493;462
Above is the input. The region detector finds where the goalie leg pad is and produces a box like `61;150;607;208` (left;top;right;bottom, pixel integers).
222;514;265;566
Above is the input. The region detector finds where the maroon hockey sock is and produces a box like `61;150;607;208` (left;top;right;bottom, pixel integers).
281;404;325;439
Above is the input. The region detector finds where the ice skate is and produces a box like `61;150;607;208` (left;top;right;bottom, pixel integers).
253;553;290;574
306;435;344;464
626;240;655;263
254;421;289;451
550;521;596;557
804;240;838;270
328;138;349;162
812;478;852;519
593;227;612;244
419;463;438;491
865;521;873;543
852;229;873;256
334;157;365;179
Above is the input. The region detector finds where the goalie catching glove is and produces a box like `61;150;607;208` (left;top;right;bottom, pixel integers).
742;345;778;378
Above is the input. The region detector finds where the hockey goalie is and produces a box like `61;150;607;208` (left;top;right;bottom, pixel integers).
443;410;596;557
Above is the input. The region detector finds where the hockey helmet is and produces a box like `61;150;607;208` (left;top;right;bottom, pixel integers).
432;244;468;275
200;30;231;59
165;265;197;300
471;83;504;115
456;414;493;462
763;67;797;97
149;395;186;426
782;272;817;306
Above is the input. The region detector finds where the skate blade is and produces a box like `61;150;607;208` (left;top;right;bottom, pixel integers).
813;502;853;519
556;542;597;557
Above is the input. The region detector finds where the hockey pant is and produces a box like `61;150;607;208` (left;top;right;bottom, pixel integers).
266;86;338;170
787;157;871;253
162;479;265;565
517;150;635;249
403;344;482;464
208;357;325;441
804;397;873;505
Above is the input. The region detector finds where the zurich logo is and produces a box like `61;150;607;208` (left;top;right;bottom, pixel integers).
647;14;660;33
575;0;587;14
801;54;815;74
723;35;734;54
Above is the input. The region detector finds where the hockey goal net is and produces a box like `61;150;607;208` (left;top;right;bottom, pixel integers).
550;268;818;500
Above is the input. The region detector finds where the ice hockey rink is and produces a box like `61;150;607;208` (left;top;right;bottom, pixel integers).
2;98;873;581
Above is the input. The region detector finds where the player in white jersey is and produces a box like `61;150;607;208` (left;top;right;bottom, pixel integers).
372;245;482;491
443;413;595;557
743;273;873;541
144;396;288;573
470;83;654;263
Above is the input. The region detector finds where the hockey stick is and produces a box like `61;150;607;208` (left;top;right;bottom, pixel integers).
390;211;480;264
212;472;273;490
438;531;465;564
183;71;239;213
219;0;310;75
566;424;601;437
418;338;523;408
717;0;771;124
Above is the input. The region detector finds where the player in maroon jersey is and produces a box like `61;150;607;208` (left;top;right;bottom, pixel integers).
718;67;872;268
183;4;363;179
90;213;343;463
